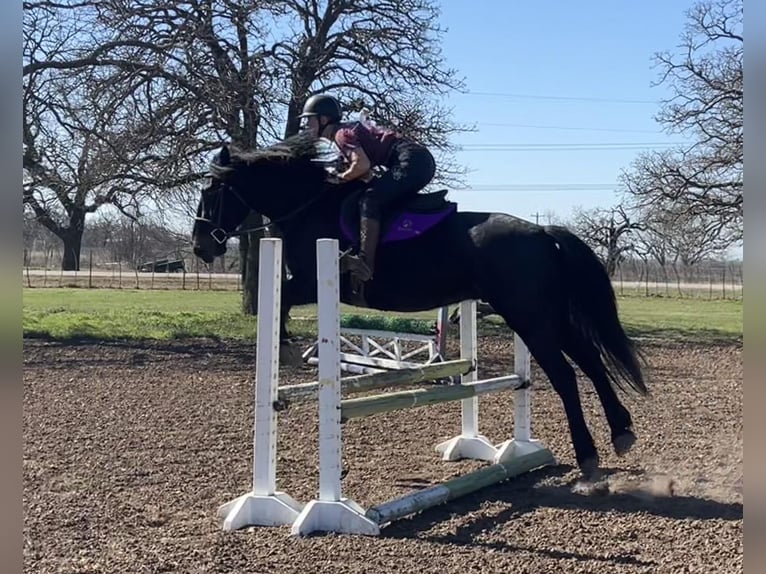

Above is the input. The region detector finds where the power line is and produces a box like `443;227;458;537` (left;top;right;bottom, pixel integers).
456;183;617;191
477;122;663;134
462;91;658;104
460;141;677;148
457;143;682;152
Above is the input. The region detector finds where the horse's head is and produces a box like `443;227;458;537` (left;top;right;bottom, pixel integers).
192;133;340;263
192;146;252;263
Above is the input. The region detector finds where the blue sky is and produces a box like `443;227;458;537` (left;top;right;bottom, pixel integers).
435;1;695;224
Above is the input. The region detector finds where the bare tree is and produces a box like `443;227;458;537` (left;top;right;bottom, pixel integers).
240;0;470;310
631;218;672;280
620;0;743;241
23;1;209;270
24;1;468;301
84;212;191;267
568;205;642;277
275;1;468;165
631;203;736;293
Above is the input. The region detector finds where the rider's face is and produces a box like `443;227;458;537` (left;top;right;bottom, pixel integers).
306;116;320;137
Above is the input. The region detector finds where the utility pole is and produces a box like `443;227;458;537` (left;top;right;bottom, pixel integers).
530;212;542;225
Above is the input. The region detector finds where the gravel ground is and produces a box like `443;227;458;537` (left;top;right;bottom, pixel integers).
23;334;742;574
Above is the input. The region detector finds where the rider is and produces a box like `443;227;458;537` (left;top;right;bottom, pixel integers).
299;93;436;289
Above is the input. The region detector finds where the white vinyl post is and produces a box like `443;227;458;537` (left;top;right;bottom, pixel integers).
291;238;379;536
435;300;499;462
217;238;303;530
493;333;552;464
513;333;532;442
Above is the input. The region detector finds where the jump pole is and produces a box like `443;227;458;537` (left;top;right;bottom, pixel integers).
217;238;303;530
275;358;473;405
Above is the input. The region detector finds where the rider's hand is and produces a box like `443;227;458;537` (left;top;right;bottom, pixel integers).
325;166;344;184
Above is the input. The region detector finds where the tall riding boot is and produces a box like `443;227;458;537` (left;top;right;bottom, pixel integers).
358;216;381;280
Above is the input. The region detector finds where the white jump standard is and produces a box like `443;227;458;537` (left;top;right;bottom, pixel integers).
217;238;303;531
217;237;555;536
290;238;379;536
290;239;555;536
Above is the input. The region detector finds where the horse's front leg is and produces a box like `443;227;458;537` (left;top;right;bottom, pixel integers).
277;276;308;366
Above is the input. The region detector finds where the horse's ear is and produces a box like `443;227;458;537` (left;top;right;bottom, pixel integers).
219;145;231;166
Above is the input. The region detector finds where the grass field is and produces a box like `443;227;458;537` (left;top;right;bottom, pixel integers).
22;287;743;344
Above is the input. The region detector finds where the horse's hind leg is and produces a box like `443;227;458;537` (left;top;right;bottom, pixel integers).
498;312;601;479
562;334;637;457
526;334;600;479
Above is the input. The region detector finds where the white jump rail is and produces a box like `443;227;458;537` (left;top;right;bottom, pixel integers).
302;317;448;374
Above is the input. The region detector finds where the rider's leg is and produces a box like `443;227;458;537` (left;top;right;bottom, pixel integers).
357;196;382;280
353;142;436;282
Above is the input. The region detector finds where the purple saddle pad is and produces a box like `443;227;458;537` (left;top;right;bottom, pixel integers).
339;190;456;245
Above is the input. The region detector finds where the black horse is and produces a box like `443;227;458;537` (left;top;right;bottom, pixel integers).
192;132;648;481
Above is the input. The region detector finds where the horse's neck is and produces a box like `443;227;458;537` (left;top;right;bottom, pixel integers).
279;192;345;274
283;202;341;242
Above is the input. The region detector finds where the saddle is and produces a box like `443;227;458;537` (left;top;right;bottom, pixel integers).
339;188;457;246
314;137;457;245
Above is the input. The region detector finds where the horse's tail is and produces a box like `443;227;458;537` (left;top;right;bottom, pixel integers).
545;225;648;396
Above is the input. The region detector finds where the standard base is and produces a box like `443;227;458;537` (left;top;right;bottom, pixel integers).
291;498;380;536
494;438;554;465
435;434;499;462
217;491;303;531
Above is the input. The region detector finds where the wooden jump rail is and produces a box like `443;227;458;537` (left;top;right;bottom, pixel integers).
274;358;474;408
340;374;526;421
366;448;554;525
302;317;450;375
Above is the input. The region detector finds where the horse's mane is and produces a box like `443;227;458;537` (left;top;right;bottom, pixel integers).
210;132;321;178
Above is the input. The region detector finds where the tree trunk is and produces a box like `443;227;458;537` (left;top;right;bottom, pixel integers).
605;250;618;278
60;214;85;271
238;105;297;315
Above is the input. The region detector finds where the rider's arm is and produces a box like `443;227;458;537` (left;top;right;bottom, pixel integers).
339;147;371;181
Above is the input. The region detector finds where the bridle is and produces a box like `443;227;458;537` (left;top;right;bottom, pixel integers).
194;179;256;244
194;175;331;244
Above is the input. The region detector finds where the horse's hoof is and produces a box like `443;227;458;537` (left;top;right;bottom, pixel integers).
613;430;637;456
579;455;601;482
340;253;372;280
572;454;608;495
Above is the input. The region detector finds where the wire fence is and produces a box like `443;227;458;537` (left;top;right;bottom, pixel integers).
22;251;243;291
21;251;744;300
612;259;743;300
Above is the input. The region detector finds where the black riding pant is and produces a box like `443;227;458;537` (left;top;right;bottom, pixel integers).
359;140;436;219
